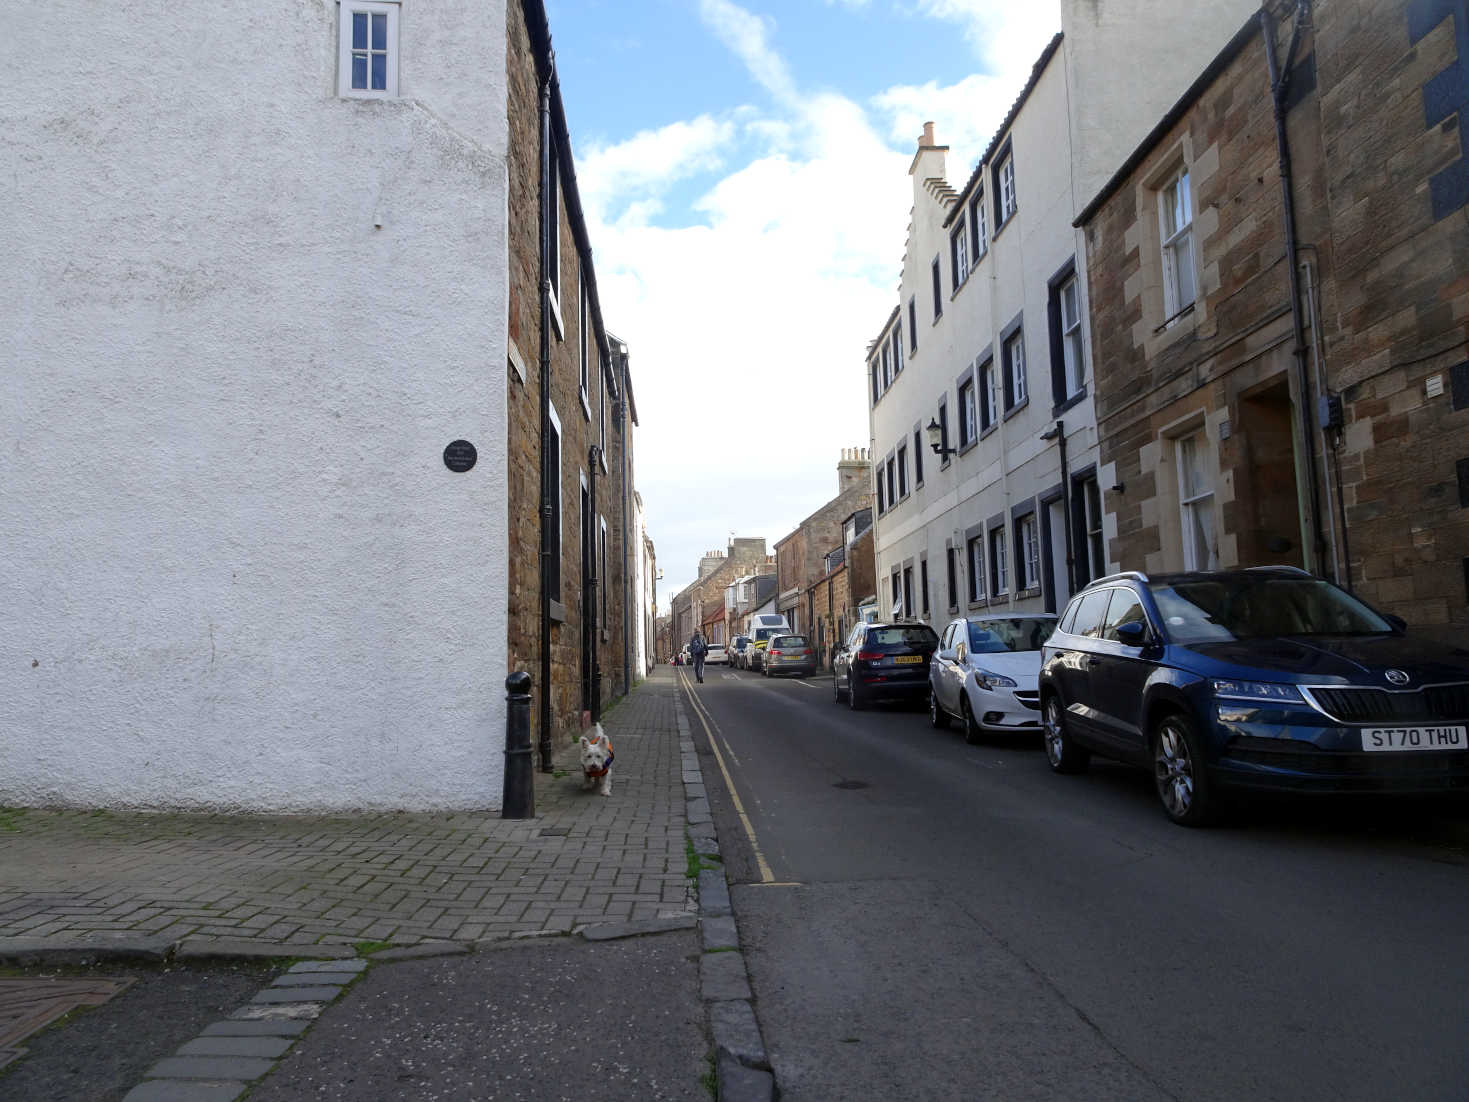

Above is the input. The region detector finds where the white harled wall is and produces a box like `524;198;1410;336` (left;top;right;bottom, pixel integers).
2;0;510;810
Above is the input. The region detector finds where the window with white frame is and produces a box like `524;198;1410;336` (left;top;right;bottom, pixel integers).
1059;276;1084;395
1081;475;1105;584
897;444;908;498
912;428;924;486
966;535;985;602
1177;431;1218;570
881;344;891;389
1018;514;1040;591
1160;167;1196;321
547;402;563;596
958;379;977;446
952;223;969;290
998;154;1017;223
970;192;987;259
979;358;998;432
579;274;590;400
870;358;880;405
1004;330;1027;408
947;546;959;608
892;325;904;376
886;456;896;505
338;2;399;98
990;526;1009;596
908;298;917;352
931;256;943;320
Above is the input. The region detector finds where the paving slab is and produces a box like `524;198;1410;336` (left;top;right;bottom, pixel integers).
286;959;367;974
176;939;357;962
701;951;753;1001
177;1035;295;1059
580;915;698;941
250;986;341;1003
122;1082;247;1102
146;1055;277;1081
200;1019;312;1038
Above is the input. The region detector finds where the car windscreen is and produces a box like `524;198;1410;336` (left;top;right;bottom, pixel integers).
1150;578;1393;643
967;618;1056;653
866;626;939;648
753;628;782;642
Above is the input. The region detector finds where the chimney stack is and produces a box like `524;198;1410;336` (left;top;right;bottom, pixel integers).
837;446;871;496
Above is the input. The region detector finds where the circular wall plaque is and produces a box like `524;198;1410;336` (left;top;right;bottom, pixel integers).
443;440;477;473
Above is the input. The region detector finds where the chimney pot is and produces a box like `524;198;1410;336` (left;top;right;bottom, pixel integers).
921;121;935;148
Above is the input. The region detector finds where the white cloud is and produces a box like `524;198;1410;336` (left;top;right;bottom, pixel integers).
576;0;1061;599
577;115;737;226
697;0;798;104
907;0;1061;71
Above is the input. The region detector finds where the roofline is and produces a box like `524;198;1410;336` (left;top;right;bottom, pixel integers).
523;0;621;401
1073;12;1262;228
944;32;1064;228
867;303;902;359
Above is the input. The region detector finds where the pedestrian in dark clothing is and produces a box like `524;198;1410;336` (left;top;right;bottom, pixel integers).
690;632;708;683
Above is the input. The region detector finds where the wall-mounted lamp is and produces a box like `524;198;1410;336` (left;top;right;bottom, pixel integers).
925;418;956;458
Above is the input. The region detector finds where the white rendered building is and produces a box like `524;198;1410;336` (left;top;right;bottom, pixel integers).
3;0;510;810
868;3;1259;629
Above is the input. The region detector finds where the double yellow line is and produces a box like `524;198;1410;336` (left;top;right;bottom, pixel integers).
678;670;778;885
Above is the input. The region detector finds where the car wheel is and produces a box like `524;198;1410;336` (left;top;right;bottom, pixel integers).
847;674;865;711
1153;712;1216;827
959;696;983;745
929;690;949;729
1043;694;1090;774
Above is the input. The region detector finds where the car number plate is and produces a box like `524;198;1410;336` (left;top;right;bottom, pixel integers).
1361;725;1467;752
894;655;923;665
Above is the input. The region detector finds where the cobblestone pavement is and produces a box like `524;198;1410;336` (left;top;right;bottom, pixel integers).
0;671;692;951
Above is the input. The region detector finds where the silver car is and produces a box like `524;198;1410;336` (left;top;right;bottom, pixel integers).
929;614;1058;742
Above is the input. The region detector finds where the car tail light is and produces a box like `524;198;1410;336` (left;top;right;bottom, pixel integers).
856;650;883;661
802;649;813;656
769;649;782;657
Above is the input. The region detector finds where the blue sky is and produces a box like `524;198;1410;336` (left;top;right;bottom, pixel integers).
541;0;1063;606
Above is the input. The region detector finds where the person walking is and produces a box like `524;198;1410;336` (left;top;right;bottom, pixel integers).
690;631;709;684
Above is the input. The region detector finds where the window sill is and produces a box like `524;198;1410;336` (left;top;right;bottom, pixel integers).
958;437;978;457
1052;387;1087;417
579;388;592;423
991;210;1017;242
1003;397;1030;422
979;423;999;443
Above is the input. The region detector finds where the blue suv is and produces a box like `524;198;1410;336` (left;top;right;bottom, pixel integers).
1039;567;1469;826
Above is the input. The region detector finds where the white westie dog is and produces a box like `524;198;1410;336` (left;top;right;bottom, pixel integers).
579;725;614;796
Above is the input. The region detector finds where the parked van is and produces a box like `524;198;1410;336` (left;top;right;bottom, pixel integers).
743;614;791;671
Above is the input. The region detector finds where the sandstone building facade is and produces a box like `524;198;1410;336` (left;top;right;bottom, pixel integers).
1077;0;1468;639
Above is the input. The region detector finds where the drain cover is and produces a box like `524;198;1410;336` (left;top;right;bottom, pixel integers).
0;977;134;1068
832;780;869;790
539;826;569;837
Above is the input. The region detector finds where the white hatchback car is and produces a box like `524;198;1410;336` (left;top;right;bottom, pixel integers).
705;644;728;665
929;614;1058;742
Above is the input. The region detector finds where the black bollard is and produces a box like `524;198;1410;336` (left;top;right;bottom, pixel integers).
503;671;535;819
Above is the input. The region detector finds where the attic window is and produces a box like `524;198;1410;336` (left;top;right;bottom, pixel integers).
338;2;399;98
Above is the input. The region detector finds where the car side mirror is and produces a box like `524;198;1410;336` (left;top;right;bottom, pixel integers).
1385;614;1407;633
1115;621;1148;645
938;647;956;661
955;642;967;661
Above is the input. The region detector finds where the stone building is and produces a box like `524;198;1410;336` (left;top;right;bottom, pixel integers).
507;0;635;748
4;0;515;809
670;539;771;647
1075;0;1468;638
775;451;872;633
803;510;875;670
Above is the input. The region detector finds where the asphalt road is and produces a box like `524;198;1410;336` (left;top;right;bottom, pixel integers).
683;663;1469;1102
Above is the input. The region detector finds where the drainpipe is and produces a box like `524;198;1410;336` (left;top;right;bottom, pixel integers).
1044;419;1075;598
1300;259;1349;587
618;348;631;696
1262;0;1328;576
588;443;602;724
537;74;555;772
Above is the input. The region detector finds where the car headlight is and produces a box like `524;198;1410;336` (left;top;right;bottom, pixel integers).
1210;679;1303;703
976;669;1018;690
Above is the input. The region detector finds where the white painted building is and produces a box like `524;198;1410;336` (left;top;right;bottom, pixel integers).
3;0;510;810
867;5;1259;631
